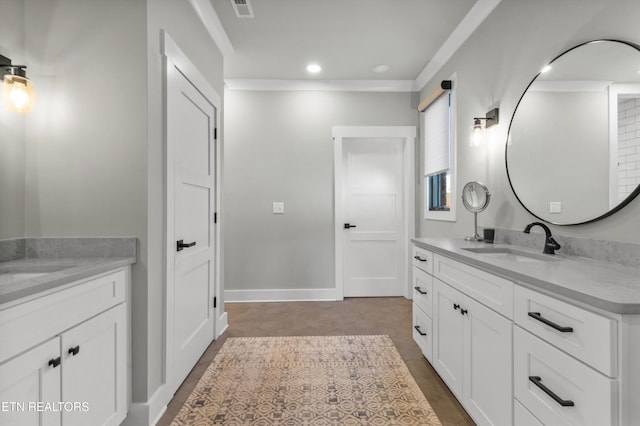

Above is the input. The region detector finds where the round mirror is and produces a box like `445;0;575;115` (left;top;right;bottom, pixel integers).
506;40;640;225
462;181;491;241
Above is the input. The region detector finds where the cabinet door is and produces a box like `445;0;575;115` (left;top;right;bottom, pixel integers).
462;295;513;426
61;304;126;426
432;279;464;398
0;338;61;426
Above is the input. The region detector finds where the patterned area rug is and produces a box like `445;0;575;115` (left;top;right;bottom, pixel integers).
171;335;442;425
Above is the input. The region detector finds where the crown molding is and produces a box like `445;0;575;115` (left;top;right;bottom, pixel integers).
224;79;416;92
189;0;234;56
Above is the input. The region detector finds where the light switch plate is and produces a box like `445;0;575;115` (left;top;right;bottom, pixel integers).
549;201;562;213
272;202;284;214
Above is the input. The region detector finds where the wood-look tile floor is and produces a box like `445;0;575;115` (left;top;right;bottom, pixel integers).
157;298;475;426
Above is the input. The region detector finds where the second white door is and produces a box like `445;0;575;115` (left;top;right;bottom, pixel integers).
343;138;404;297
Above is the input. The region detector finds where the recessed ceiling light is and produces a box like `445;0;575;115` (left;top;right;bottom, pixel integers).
540;65;552;74
306;64;322;74
373;64;390;73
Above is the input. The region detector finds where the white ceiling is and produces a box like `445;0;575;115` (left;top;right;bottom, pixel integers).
206;0;498;90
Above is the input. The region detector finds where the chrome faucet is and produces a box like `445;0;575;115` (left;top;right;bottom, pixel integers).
523;222;561;255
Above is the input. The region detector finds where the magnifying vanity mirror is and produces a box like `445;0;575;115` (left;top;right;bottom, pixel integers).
462;181;491;241
506;40;640;225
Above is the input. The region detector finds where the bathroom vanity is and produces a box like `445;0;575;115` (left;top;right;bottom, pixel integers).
411;237;640;426
0;239;136;426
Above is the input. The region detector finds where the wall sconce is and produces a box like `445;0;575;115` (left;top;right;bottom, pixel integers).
1;54;35;113
470;107;499;147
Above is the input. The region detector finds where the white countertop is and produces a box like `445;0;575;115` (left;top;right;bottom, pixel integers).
412;238;640;314
0;257;136;305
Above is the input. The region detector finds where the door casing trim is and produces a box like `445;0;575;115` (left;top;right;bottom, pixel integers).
332;126;416;301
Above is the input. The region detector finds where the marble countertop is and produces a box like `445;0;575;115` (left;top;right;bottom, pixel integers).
412;237;640;314
0;256;136;305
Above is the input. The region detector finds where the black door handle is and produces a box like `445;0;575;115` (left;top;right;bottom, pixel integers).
68;346;80;356
414;286;427;295
344;223;357;229
48;357;61;368
414;325;427;336
460;308;468;315
529;376;574;407
453;303;460;310
528;312;573;332
176;239;196;252
414;255;427;262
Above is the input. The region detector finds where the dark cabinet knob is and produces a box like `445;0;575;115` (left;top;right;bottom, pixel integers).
68;346;80;356
460;308;468;315
453;303;460;310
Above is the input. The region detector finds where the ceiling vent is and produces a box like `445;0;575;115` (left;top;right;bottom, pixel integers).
230;0;254;18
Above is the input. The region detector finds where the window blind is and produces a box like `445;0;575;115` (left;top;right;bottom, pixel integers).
424;92;450;176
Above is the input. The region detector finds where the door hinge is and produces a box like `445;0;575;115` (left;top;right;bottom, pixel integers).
213;296;217;308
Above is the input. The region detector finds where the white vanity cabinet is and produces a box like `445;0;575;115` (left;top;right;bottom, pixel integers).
0;268;129;426
412;245;513;426
431;255;513;426
412;240;640;426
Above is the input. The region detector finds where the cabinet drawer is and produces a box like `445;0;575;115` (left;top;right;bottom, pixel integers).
514;399;543;426
514;327;616;426
412;246;433;274
412;267;433;317
433;254;514;319
413;304;433;362
514;286;617;377
0;269;126;363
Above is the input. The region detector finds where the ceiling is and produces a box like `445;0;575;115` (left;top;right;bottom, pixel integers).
208;0;482;88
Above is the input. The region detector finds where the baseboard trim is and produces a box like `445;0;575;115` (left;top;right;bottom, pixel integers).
217;311;228;337
225;288;338;303
121;385;168;426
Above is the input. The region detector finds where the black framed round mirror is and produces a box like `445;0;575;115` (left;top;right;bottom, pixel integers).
506;40;640;225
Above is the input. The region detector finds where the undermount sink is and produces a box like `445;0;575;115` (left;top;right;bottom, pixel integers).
461;247;559;263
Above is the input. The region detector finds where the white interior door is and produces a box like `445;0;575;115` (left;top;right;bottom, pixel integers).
167;65;216;391
342;137;403;297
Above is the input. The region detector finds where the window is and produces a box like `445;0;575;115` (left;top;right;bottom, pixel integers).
423;80;456;221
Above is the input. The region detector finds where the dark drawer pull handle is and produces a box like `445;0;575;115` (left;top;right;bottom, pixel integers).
48;357;61;368
414;286;427;295
414;255;427;262
344;223;357;229
528;312;573;332
529;376;574;407
414;325;427;336
68;346;80;356
176;239;196;252
453;303;460;310
460;308;468;315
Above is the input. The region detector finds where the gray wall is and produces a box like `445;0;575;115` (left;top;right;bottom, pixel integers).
417;0;640;244
0;0;26;239
224;90;418;291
